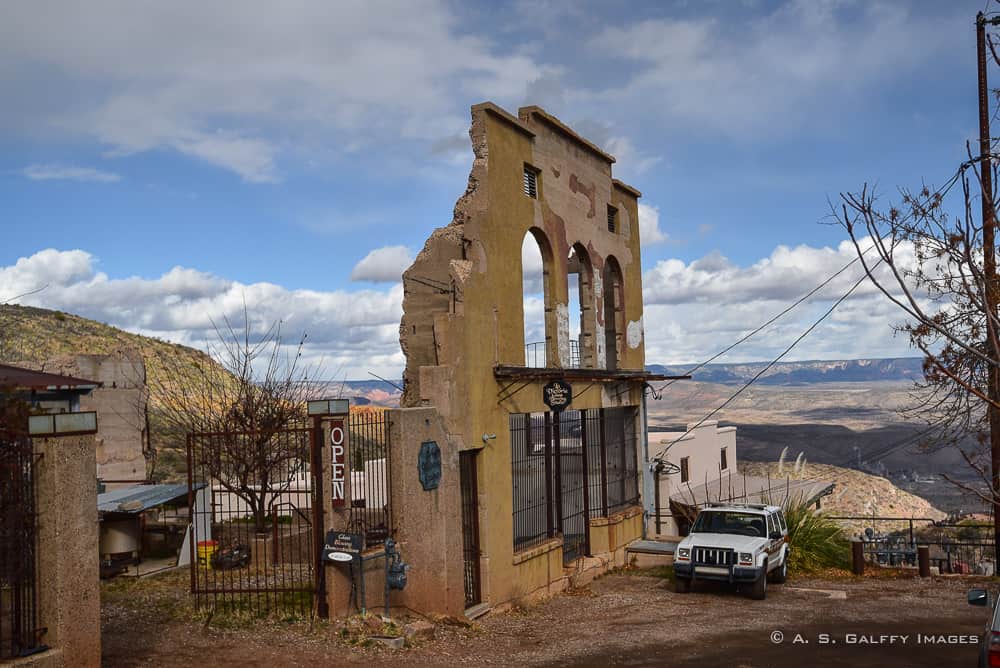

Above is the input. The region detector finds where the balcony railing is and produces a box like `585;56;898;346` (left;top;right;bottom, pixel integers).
525;340;580;369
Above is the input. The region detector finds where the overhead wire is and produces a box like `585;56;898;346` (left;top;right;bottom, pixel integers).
649;162;971;467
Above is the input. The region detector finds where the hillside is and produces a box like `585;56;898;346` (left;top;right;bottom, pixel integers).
0;303;218;403
739;460;946;536
649;357;925;385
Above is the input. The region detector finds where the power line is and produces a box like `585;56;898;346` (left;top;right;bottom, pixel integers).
651;263;880;465
649;165;969;402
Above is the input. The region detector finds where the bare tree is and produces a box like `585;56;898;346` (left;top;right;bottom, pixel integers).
151;307;317;534
835;168;1000;505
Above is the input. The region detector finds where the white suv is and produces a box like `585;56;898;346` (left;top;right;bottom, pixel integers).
673;503;790;600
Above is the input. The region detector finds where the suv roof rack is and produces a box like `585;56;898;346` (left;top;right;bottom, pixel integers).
704;502;770;510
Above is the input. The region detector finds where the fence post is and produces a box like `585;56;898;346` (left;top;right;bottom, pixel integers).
851;540;865;576
918;545;930;577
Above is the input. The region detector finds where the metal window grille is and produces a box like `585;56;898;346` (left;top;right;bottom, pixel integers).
680;456;690;483
1;430;44;659
510;413;552;551
607;206;617;233
510;407;640;557
720;447;728;471
523;166;538;198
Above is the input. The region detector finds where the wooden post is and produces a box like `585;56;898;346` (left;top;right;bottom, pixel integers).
918;545;930;578
851;540;865;576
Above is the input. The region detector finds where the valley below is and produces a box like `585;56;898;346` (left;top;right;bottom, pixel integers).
647;378;988;514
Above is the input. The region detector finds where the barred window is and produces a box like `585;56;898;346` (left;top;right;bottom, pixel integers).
511;407;640;557
523;165;538;198
720;447;728;471
607;205;617;233
680;456;690;483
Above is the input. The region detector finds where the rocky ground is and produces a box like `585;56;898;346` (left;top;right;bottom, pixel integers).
102;567;990;667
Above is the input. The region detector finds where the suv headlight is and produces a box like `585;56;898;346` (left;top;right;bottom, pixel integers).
739;552;753;565
677;547;690;560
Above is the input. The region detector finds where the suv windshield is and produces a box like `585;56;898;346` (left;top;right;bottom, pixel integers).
691;511;768;537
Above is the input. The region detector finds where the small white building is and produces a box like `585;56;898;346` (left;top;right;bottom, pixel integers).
649;420;832;537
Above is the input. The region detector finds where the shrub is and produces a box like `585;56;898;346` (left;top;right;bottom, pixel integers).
783;497;850;572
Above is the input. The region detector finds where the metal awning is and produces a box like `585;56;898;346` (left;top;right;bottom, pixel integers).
494;365;689;383
98;482;205;515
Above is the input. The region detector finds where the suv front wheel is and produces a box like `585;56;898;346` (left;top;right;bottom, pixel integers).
770;555;787;584
750;563;767;600
674;576;691;594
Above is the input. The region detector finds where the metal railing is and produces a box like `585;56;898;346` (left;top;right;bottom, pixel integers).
830;515;998;575
524;340;580;369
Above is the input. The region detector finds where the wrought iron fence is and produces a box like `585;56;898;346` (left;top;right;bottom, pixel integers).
830;515;998;575
347;409;392;550
1;430;44;659
187;426;316;617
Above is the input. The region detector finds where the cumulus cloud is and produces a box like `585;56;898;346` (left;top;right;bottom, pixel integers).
2;249;405;378
350;245;414;283
641;238;921;365
638;203;668;245
21;164;121;183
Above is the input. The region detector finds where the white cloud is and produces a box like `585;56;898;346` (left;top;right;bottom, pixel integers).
21;163;121;183
0;1;550;181
2;249;405;378
641;238;922;365
638;203;668;245
350;246;414;283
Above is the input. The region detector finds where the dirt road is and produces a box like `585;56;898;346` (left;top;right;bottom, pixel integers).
102;570;986;667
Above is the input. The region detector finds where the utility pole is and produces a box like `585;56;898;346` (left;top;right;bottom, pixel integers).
977;11;1000;570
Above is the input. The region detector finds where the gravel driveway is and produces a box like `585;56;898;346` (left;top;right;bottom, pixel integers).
102;569;988;667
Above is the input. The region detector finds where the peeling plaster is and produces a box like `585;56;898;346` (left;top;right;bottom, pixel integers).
596;322;607;368
556;303;570;366
627;317;644;349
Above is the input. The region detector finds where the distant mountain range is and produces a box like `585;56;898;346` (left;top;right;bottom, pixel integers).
646;357;925;385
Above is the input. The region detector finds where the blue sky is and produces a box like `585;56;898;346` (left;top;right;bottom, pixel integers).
0;0;991;378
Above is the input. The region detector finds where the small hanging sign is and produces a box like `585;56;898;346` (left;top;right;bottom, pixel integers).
543;379;572;412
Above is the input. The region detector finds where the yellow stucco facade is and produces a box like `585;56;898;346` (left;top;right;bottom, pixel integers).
398;102;655;612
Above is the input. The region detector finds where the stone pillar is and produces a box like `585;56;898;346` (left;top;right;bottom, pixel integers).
388;407;466;616
32;434;100;667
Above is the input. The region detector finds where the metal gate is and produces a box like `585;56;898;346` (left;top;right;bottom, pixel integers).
459;450;481;608
187;426;317;616
1;430;43;659
346;410;392;550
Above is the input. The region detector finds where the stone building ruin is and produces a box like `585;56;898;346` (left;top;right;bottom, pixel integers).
395;102;673;611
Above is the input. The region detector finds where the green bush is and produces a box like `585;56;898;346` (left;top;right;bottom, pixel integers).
783;497;850;572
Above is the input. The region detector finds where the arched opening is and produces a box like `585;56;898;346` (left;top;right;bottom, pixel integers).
603;256;624;371
522;229;553;367
567;244;595;369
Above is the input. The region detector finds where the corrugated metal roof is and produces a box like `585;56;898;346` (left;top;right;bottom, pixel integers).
0;363;101;391
97;482;205;514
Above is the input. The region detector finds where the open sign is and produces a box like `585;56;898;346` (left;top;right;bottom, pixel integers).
331;419;346;508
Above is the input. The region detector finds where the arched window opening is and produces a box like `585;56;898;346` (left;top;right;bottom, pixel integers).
567;244;595;369
522;230;551;368
603;257;624;371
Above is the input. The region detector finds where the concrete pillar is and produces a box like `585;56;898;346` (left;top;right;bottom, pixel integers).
32;434;101;667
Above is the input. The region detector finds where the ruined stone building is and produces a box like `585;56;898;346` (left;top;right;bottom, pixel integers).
396;102;672;612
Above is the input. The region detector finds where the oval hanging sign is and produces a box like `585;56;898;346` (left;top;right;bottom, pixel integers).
543;379;572;412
